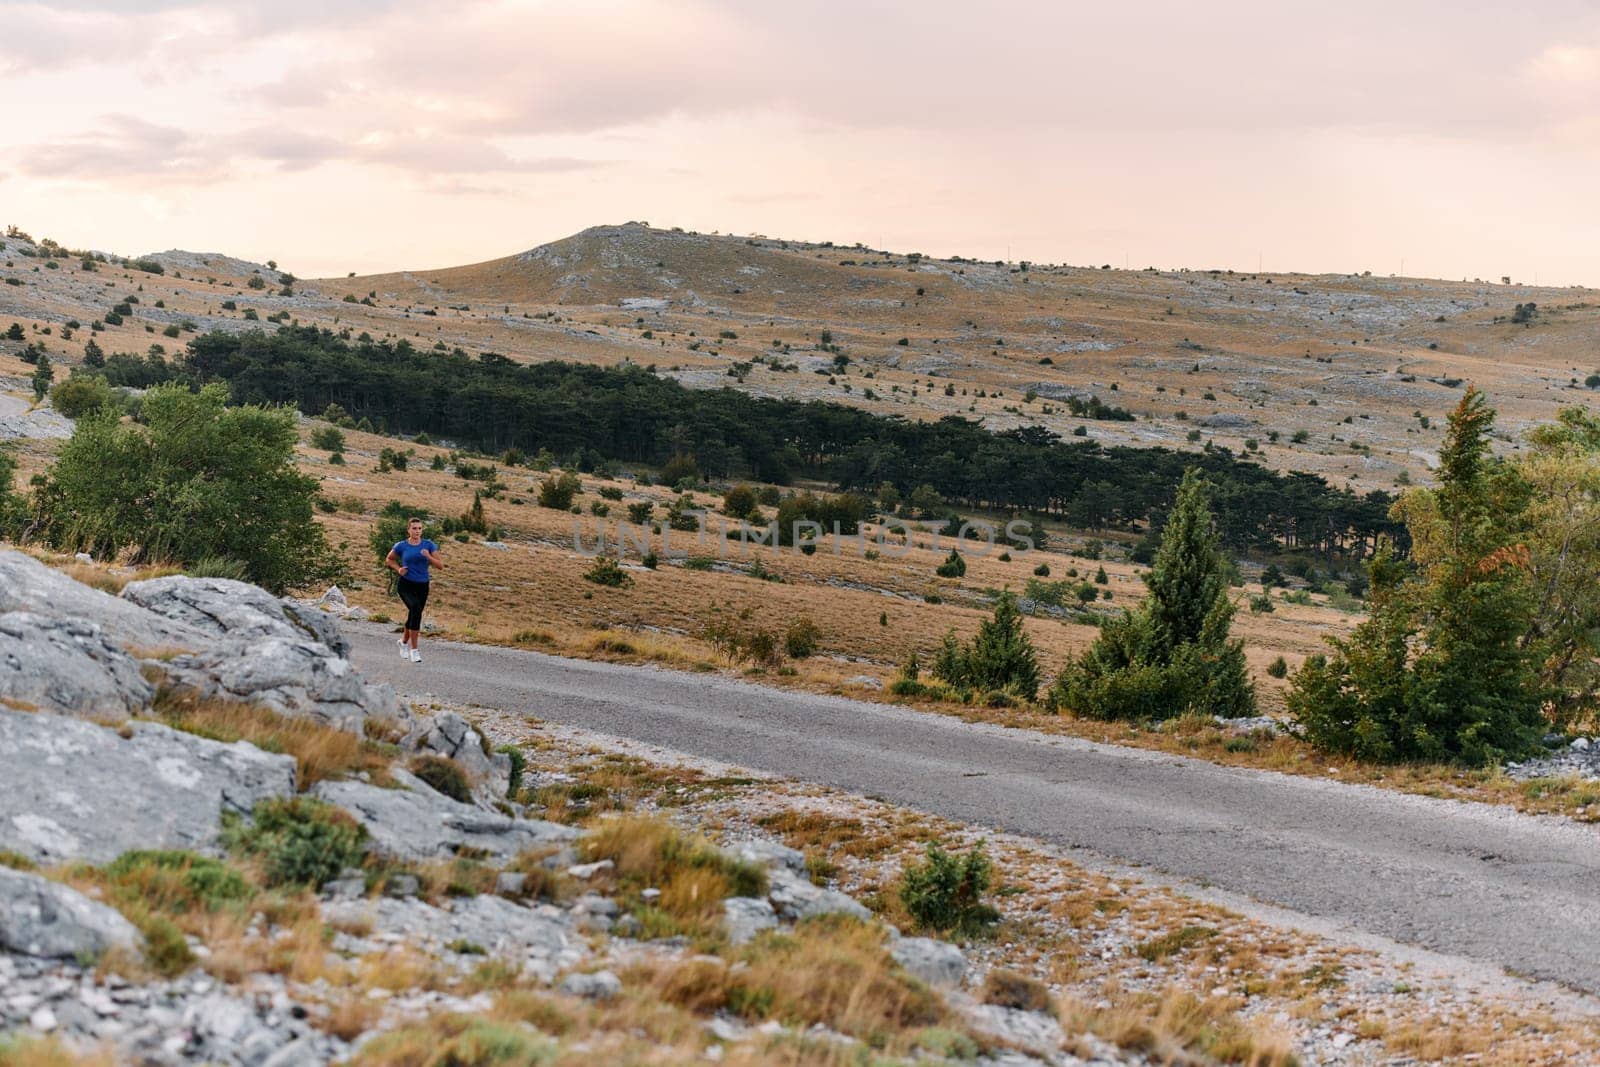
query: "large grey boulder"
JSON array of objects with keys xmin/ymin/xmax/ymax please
[
  {"xmin": 0, "ymin": 612, "xmax": 151, "ymax": 718},
  {"xmin": 0, "ymin": 551, "xmax": 207, "ymax": 649},
  {"xmin": 322, "ymin": 892, "xmax": 582, "ymax": 982},
  {"xmin": 0, "ymin": 707, "xmax": 296, "ymax": 864},
  {"xmin": 313, "ymin": 769, "xmax": 576, "ymax": 863},
  {"xmin": 162, "ymin": 637, "xmax": 407, "ymax": 734},
  {"xmin": 121, "ymin": 576, "xmax": 350, "ymax": 656},
  {"xmin": 890, "ymin": 936, "xmax": 967, "ymax": 988},
  {"xmin": 0, "ymin": 866, "xmax": 142, "ymax": 959}
]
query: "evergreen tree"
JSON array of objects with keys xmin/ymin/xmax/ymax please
[
  {"xmin": 1289, "ymin": 389, "xmax": 1545, "ymax": 764},
  {"xmin": 1050, "ymin": 469, "xmax": 1255, "ymax": 720},
  {"xmin": 31, "ymin": 352, "xmax": 53, "ymax": 402},
  {"xmin": 929, "ymin": 592, "xmax": 1040, "ymax": 700},
  {"xmin": 82, "ymin": 338, "xmax": 105, "ymax": 367}
]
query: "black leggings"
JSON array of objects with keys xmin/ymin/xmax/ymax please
[{"xmin": 397, "ymin": 577, "xmax": 430, "ymax": 632}]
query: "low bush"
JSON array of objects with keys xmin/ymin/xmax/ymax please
[
  {"xmin": 783, "ymin": 616, "xmax": 821, "ymax": 659},
  {"xmin": 223, "ymin": 797, "xmax": 366, "ymax": 889},
  {"xmin": 583, "ymin": 556, "xmax": 633, "ymax": 588},
  {"xmin": 899, "ymin": 841, "xmax": 999, "ymax": 938}
]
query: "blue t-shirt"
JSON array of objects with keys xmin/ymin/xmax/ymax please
[{"xmin": 393, "ymin": 539, "xmax": 437, "ymax": 583}]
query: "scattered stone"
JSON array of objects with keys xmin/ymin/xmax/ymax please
[
  {"xmin": 722, "ymin": 897, "xmax": 778, "ymax": 945},
  {"xmin": 0, "ymin": 868, "xmax": 141, "ymax": 960},
  {"xmin": 0, "ymin": 708, "xmax": 295, "ymax": 864},
  {"xmin": 313, "ymin": 769, "xmax": 575, "ymax": 863},
  {"xmin": 383, "ymin": 874, "xmax": 420, "ymax": 899},
  {"xmin": 559, "ymin": 970, "xmax": 622, "ymax": 1000},
  {"xmin": 0, "ymin": 612, "xmax": 151, "ymax": 718},
  {"xmin": 567, "ymin": 860, "xmax": 614, "ymax": 880},
  {"xmin": 729, "ymin": 838, "xmax": 806, "ymax": 874},
  {"xmin": 889, "ymin": 937, "xmax": 967, "ymax": 988},
  {"xmin": 495, "ymin": 872, "xmax": 528, "ymax": 897},
  {"xmin": 766, "ymin": 867, "xmax": 872, "ymax": 922}
]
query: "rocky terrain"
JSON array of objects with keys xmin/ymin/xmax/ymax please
[{"xmin": 0, "ymin": 548, "xmax": 1155, "ymax": 1065}]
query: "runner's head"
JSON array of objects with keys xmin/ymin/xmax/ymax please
[{"xmin": 408, "ymin": 518, "xmax": 424, "ymax": 538}]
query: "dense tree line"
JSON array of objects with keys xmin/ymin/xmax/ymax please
[{"xmin": 181, "ymin": 327, "xmax": 1399, "ymax": 559}]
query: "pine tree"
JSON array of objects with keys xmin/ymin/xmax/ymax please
[
  {"xmin": 1290, "ymin": 388, "xmax": 1545, "ymax": 764},
  {"xmin": 31, "ymin": 352, "xmax": 52, "ymax": 402},
  {"xmin": 1051, "ymin": 468, "xmax": 1255, "ymax": 720},
  {"xmin": 82, "ymin": 338, "xmax": 105, "ymax": 367},
  {"xmin": 929, "ymin": 592, "xmax": 1040, "ymax": 700}
]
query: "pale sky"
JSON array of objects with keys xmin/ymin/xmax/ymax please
[{"xmin": 4, "ymin": 0, "xmax": 1600, "ymax": 284}]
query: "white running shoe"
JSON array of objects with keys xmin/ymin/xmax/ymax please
[
  {"xmin": 397, "ymin": 638, "xmax": 409, "ymax": 660},
  {"xmin": 410, "ymin": 648, "xmax": 421, "ymax": 663}
]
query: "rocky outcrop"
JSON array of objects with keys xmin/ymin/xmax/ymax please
[
  {"xmin": 312, "ymin": 769, "xmax": 575, "ymax": 863},
  {"xmin": 121, "ymin": 576, "xmax": 350, "ymax": 657},
  {"xmin": 0, "ymin": 552, "xmax": 206, "ymax": 649},
  {"xmin": 162, "ymin": 638, "xmax": 405, "ymax": 734},
  {"xmin": 0, "ymin": 708, "xmax": 296, "ymax": 864},
  {"xmin": 0, "ymin": 867, "xmax": 142, "ymax": 960},
  {"xmin": 0, "ymin": 613, "xmax": 151, "ymax": 718},
  {"xmin": 722, "ymin": 896, "xmax": 778, "ymax": 945},
  {"xmin": 0, "ymin": 552, "xmax": 408, "ymax": 737},
  {"xmin": 406, "ymin": 710, "xmax": 510, "ymax": 798}
]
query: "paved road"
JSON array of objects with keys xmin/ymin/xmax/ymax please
[{"xmin": 348, "ymin": 626, "xmax": 1600, "ymax": 992}]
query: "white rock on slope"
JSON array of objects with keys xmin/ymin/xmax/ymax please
[
  {"xmin": 0, "ymin": 866, "xmax": 142, "ymax": 959},
  {"xmin": 0, "ymin": 612, "xmax": 152, "ymax": 717}
]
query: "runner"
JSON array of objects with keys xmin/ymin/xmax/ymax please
[{"xmin": 384, "ymin": 517, "xmax": 444, "ymax": 662}]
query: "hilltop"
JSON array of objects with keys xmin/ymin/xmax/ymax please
[{"xmin": 5, "ymin": 221, "xmax": 1599, "ymax": 493}]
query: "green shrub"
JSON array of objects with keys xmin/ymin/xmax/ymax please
[
  {"xmin": 223, "ymin": 797, "xmax": 366, "ymax": 889},
  {"xmin": 1050, "ymin": 470, "xmax": 1253, "ymax": 721},
  {"xmin": 930, "ymin": 592, "xmax": 1039, "ymax": 700},
  {"xmin": 1032, "ymin": 562, "xmax": 1050, "ymax": 577},
  {"xmin": 784, "ymin": 616, "xmax": 821, "ymax": 659},
  {"xmin": 105, "ymin": 850, "xmax": 255, "ymax": 912},
  {"xmin": 49, "ymin": 374, "xmax": 118, "ymax": 418},
  {"xmin": 411, "ymin": 755, "xmax": 472, "ymax": 803},
  {"xmin": 33, "ymin": 383, "xmax": 342, "ymax": 593},
  {"xmin": 538, "ymin": 471, "xmax": 581, "ymax": 510},
  {"xmin": 899, "ymin": 841, "xmax": 999, "ymax": 938},
  {"xmin": 309, "ymin": 425, "xmax": 345, "ymax": 452},
  {"xmin": 723, "ymin": 483, "xmax": 759, "ymax": 520},
  {"xmin": 1266, "ymin": 656, "xmax": 1289, "ymax": 679},
  {"xmin": 184, "ymin": 556, "xmax": 250, "ymax": 580},
  {"xmin": 935, "ymin": 549, "xmax": 966, "ymax": 578},
  {"xmin": 583, "ymin": 555, "xmax": 633, "ymax": 588}
]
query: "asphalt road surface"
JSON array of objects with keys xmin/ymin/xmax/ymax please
[{"xmin": 348, "ymin": 625, "xmax": 1600, "ymax": 992}]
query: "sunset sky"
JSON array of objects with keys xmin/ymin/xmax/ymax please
[{"xmin": 4, "ymin": 0, "xmax": 1599, "ymax": 284}]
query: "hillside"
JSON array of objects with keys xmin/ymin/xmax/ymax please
[{"xmin": 5, "ymin": 221, "xmax": 1599, "ymax": 494}]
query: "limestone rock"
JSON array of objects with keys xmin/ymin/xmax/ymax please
[
  {"xmin": 559, "ymin": 970, "xmax": 622, "ymax": 1000},
  {"xmin": 0, "ymin": 551, "xmax": 207, "ymax": 649},
  {"xmin": 121, "ymin": 575, "xmax": 350, "ymax": 656},
  {"xmin": 0, "ymin": 613, "xmax": 151, "ymax": 718},
  {"xmin": 889, "ymin": 937, "xmax": 967, "ymax": 988},
  {"xmin": 313, "ymin": 769, "xmax": 575, "ymax": 863},
  {"xmin": 406, "ymin": 710, "xmax": 510, "ymax": 797},
  {"xmin": 0, "ymin": 866, "xmax": 142, "ymax": 959},
  {"xmin": 162, "ymin": 637, "xmax": 406, "ymax": 734},
  {"xmin": 0, "ymin": 708, "xmax": 296, "ymax": 864},
  {"xmin": 729, "ymin": 838, "xmax": 807, "ymax": 874},
  {"xmin": 722, "ymin": 896, "xmax": 778, "ymax": 945},
  {"xmin": 766, "ymin": 867, "xmax": 872, "ymax": 922}
]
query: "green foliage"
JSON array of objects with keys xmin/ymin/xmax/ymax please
[
  {"xmin": 411, "ymin": 755, "xmax": 472, "ymax": 803},
  {"xmin": 49, "ymin": 373, "xmax": 118, "ymax": 418},
  {"xmin": 935, "ymin": 549, "xmax": 966, "ymax": 578},
  {"xmin": 184, "ymin": 326, "xmax": 1399, "ymax": 559},
  {"xmin": 899, "ymin": 841, "xmax": 1000, "ymax": 938},
  {"xmin": 583, "ymin": 555, "xmax": 633, "ymax": 588},
  {"xmin": 33, "ymin": 384, "xmax": 342, "ymax": 592},
  {"xmin": 929, "ymin": 592, "xmax": 1040, "ymax": 700},
  {"xmin": 1051, "ymin": 469, "xmax": 1255, "ymax": 721},
  {"xmin": 1290, "ymin": 390, "xmax": 1545, "ymax": 764},
  {"xmin": 223, "ymin": 797, "xmax": 366, "ymax": 889},
  {"xmin": 783, "ymin": 616, "xmax": 821, "ymax": 659},
  {"xmin": 105, "ymin": 850, "xmax": 255, "ymax": 913},
  {"xmin": 310, "ymin": 425, "xmax": 346, "ymax": 452},
  {"xmin": 723, "ymin": 483, "xmax": 759, "ymax": 520},
  {"xmin": 0, "ymin": 448, "xmax": 25, "ymax": 536},
  {"xmin": 30, "ymin": 352, "xmax": 52, "ymax": 401},
  {"xmin": 774, "ymin": 491, "xmax": 867, "ymax": 545},
  {"xmin": 537, "ymin": 471, "xmax": 581, "ymax": 510},
  {"xmin": 184, "ymin": 556, "xmax": 250, "ymax": 580},
  {"xmin": 1266, "ymin": 655, "xmax": 1289, "ymax": 679}
]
